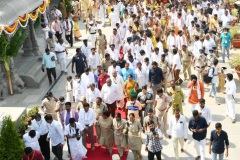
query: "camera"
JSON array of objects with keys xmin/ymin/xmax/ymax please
[{"xmin": 76, "ymin": 129, "xmax": 80, "ymax": 140}]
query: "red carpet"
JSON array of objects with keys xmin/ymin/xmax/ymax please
[{"xmin": 84, "ymin": 109, "xmax": 128, "ymax": 160}]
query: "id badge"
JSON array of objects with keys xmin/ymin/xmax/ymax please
[{"xmin": 224, "ymin": 40, "xmax": 227, "ymax": 44}]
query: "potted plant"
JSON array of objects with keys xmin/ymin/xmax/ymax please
[
  {"xmin": 27, "ymin": 105, "xmax": 39, "ymax": 119},
  {"xmin": 229, "ymin": 25, "xmax": 240, "ymax": 48},
  {"xmin": 230, "ymin": 54, "xmax": 240, "ymax": 80},
  {"xmin": 0, "ymin": 116, "xmax": 24, "ymax": 160}
]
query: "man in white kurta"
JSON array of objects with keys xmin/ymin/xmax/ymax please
[
  {"xmin": 195, "ymin": 98, "xmax": 212, "ymax": 126},
  {"xmin": 110, "ymin": 71, "xmax": 125, "ymax": 109},
  {"xmin": 73, "ymin": 75, "xmax": 87, "ymax": 103},
  {"xmin": 168, "ymin": 108, "xmax": 188, "ymax": 160},
  {"xmin": 23, "ymin": 130, "xmax": 41, "ymax": 151},
  {"xmin": 225, "ymin": 73, "xmax": 237, "ymax": 123},
  {"xmin": 64, "ymin": 118, "xmax": 87, "ymax": 160},
  {"xmin": 66, "ymin": 76, "xmax": 74, "ymax": 102},
  {"xmin": 135, "ymin": 62, "xmax": 148, "ymax": 88}
]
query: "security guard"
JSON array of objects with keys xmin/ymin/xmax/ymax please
[
  {"xmin": 158, "ymin": 54, "xmax": 171, "ymax": 92},
  {"xmin": 193, "ymin": 49, "xmax": 207, "ymax": 81},
  {"xmin": 181, "ymin": 45, "xmax": 193, "ymax": 80}
]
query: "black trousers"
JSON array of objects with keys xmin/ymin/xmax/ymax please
[
  {"xmin": 46, "ymin": 67, "xmax": 56, "ymax": 83},
  {"xmin": 39, "ymin": 133, "xmax": 50, "ymax": 160},
  {"xmin": 55, "ymin": 31, "xmax": 62, "ymax": 42},
  {"xmin": 67, "ymin": 138, "xmax": 71, "ymax": 155},
  {"xmin": 148, "ymin": 150, "xmax": 161, "ymax": 160},
  {"xmin": 106, "ymin": 101, "xmax": 116, "ymax": 117},
  {"xmin": 65, "ymin": 31, "xmax": 73, "ymax": 47},
  {"xmin": 52, "ymin": 143, "xmax": 63, "ymax": 160}
]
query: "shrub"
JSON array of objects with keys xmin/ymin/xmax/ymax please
[
  {"xmin": 230, "ymin": 54, "xmax": 240, "ymax": 67},
  {"xmin": 0, "ymin": 116, "xmax": 24, "ymax": 160}
]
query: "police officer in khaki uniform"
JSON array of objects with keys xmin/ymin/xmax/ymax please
[
  {"xmin": 92, "ymin": 97, "xmax": 108, "ymax": 144},
  {"xmin": 95, "ymin": 29, "xmax": 107, "ymax": 58},
  {"xmin": 181, "ymin": 45, "xmax": 193, "ymax": 80},
  {"xmin": 192, "ymin": 24, "xmax": 205, "ymax": 41},
  {"xmin": 158, "ymin": 54, "xmax": 171, "ymax": 92},
  {"xmin": 193, "ymin": 49, "xmax": 207, "ymax": 81},
  {"xmin": 154, "ymin": 88, "xmax": 171, "ymax": 136},
  {"xmin": 101, "ymin": 53, "xmax": 112, "ymax": 72}
]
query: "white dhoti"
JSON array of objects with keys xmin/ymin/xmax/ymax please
[
  {"xmin": 225, "ymin": 95, "xmax": 236, "ymax": 120},
  {"xmin": 100, "ymin": 13, "xmax": 105, "ymax": 26},
  {"xmin": 69, "ymin": 138, "xmax": 87, "ymax": 160}
]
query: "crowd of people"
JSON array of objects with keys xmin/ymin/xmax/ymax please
[{"xmin": 23, "ymin": 0, "xmax": 239, "ymax": 159}]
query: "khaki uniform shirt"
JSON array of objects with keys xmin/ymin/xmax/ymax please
[
  {"xmin": 113, "ymin": 118, "xmax": 127, "ymax": 147},
  {"xmin": 182, "ymin": 50, "xmax": 192, "ymax": 62},
  {"xmin": 168, "ymin": 86, "xmax": 184, "ymax": 105},
  {"xmin": 143, "ymin": 115, "xmax": 159, "ymax": 131},
  {"xmin": 158, "ymin": 60, "xmax": 169, "ymax": 73},
  {"xmin": 127, "ymin": 119, "xmax": 142, "ymax": 150},
  {"xmin": 193, "ymin": 29, "xmax": 204, "ymax": 39},
  {"xmin": 92, "ymin": 102, "xmax": 108, "ymax": 119},
  {"xmin": 101, "ymin": 58, "xmax": 112, "ymax": 72},
  {"xmin": 195, "ymin": 54, "xmax": 207, "ymax": 69},
  {"xmin": 46, "ymin": 38, "xmax": 55, "ymax": 52},
  {"xmin": 96, "ymin": 34, "xmax": 106, "ymax": 47},
  {"xmin": 155, "ymin": 94, "xmax": 169, "ymax": 111}
]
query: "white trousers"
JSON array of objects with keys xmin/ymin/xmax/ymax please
[
  {"xmin": 100, "ymin": 14, "xmax": 105, "ymax": 26},
  {"xmin": 88, "ymin": 34, "xmax": 96, "ymax": 48},
  {"xmin": 189, "ymin": 103, "xmax": 198, "ymax": 111},
  {"xmin": 172, "ymin": 137, "xmax": 185, "ymax": 160},
  {"xmin": 57, "ymin": 55, "xmax": 67, "ymax": 72},
  {"xmin": 194, "ymin": 139, "xmax": 206, "ymax": 160},
  {"xmin": 226, "ymin": 98, "xmax": 236, "ymax": 119}
]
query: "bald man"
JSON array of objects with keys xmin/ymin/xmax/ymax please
[{"xmin": 100, "ymin": 78, "xmax": 120, "ymax": 117}]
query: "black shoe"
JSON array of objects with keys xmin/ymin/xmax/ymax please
[{"xmin": 49, "ymin": 82, "xmax": 52, "ymax": 85}]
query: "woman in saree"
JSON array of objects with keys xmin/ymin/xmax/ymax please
[
  {"xmin": 124, "ymin": 74, "xmax": 137, "ymax": 102},
  {"xmin": 70, "ymin": 10, "xmax": 82, "ymax": 41}
]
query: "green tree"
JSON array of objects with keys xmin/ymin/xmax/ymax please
[{"xmin": 0, "ymin": 116, "xmax": 24, "ymax": 160}]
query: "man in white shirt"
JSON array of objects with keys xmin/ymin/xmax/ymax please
[
  {"xmin": 127, "ymin": 55, "xmax": 138, "ymax": 71},
  {"xmin": 156, "ymin": 37, "xmax": 163, "ymax": 55},
  {"xmin": 193, "ymin": 36, "xmax": 203, "ymax": 57},
  {"xmin": 109, "ymin": 8, "xmax": 118, "ymax": 29},
  {"xmin": 203, "ymin": 34, "xmax": 216, "ymax": 55},
  {"xmin": 135, "ymin": 62, "xmax": 148, "ymax": 88},
  {"xmin": 86, "ymin": 83, "xmax": 101, "ymax": 105},
  {"xmin": 45, "ymin": 114, "xmax": 65, "ymax": 160},
  {"xmin": 151, "ymin": 47, "xmax": 162, "ymax": 63},
  {"xmin": 168, "ymin": 108, "xmax": 188, "ymax": 160},
  {"xmin": 123, "ymin": 37, "xmax": 134, "ymax": 55},
  {"xmin": 31, "ymin": 114, "xmax": 50, "ymax": 160},
  {"xmin": 79, "ymin": 103, "xmax": 95, "ymax": 150},
  {"xmin": 221, "ymin": 10, "xmax": 232, "ymax": 28},
  {"xmin": 101, "ymin": 78, "xmax": 120, "ymax": 117},
  {"xmin": 81, "ymin": 39, "xmax": 92, "ymax": 61},
  {"xmin": 195, "ymin": 98, "xmax": 212, "ymax": 126},
  {"xmin": 110, "ymin": 71, "xmax": 125, "ymax": 109},
  {"xmin": 167, "ymin": 30, "xmax": 177, "ymax": 53},
  {"xmin": 186, "ymin": 10, "xmax": 196, "ymax": 28},
  {"xmin": 118, "ymin": 17, "xmax": 127, "ymax": 41},
  {"xmin": 51, "ymin": 6, "xmax": 62, "ymax": 20},
  {"xmin": 110, "ymin": 28, "xmax": 122, "ymax": 50},
  {"xmin": 225, "ymin": 73, "xmax": 237, "ymax": 123},
  {"xmin": 55, "ymin": 39, "xmax": 68, "ymax": 74},
  {"xmin": 73, "ymin": 75, "xmax": 87, "ymax": 103},
  {"xmin": 109, "ymin": 44, "xmax": 120, "ymax": 62},
  {"xmin": 108, "ymin": 61, "xmax": 121, "ymax": 75},
  {"xmin": 88, "ymin": 48, "xmax": 101, "ymax": 71},
  {"xmin": 23, "ymin": 130, "xmax": 40, "ymax": 151},
  {"xmin": 172, "ymin": 49, "xmax": 182, "ymax": 85},
  {"xmin": 81, "ymin": 68, "xmax": 95, "ymax": 87},
  {"xmin": 176, "ymin": 31, "xmax": 187, "ymax": 53}
]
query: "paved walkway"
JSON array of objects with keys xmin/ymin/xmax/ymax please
[{"xmin": 0, "ymin": 3, "xmax": 240, "ymax": 159}]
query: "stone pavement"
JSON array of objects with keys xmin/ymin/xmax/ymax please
[{"xmin": 0, "ymin": 6, "xmax": 240, "ymax": 160}]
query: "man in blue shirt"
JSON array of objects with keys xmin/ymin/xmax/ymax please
[
  {"xmin": 188, "ymin": 110, "xmax": 208, "ymax": 160},
  {"xmin": 42, "ymin": 49, "xmax": 57, "ymax": 85},
  {"xmin": 220, "ymin": 28, "xmax": 232, "ymax": 63},
  {"xmin": 120, "ymin": 62, "xmax": 135, "ymax": 81},
  {"xmin": 71, "ymin": 48, "xmax": 88, "ymax": 76},
  {"xmin": 209, "ymin": 123, "xmax": 229, "ymax": 160},
  {"xmin": 149, "ymin": 61, "xmax": 164, "ymax": 100}
]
